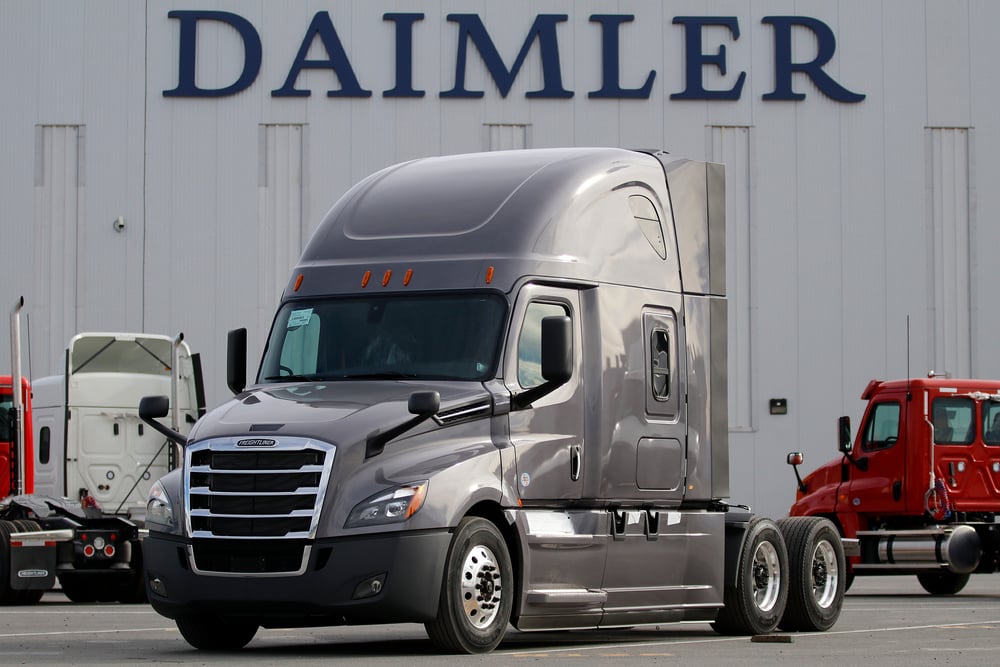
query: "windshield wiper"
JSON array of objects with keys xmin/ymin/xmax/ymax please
[{"xmin": 338, "ymin": 372, "xmax": 420, "ymax": 380}]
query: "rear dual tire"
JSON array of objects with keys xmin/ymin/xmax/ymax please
[
  {"xmin": 712, "ymin": 516, "xmax": 789, "ymax": 635},
  {"xmin": 777, "ymin": 517, "xmax": 846, "ymax": 632}
]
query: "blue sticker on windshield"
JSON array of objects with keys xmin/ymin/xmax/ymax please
[{"xmin": 287, "ymin": 308, "xmax": 314, "ymax": 328}]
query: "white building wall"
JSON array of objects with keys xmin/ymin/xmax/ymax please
[{"xmin": 0, "ymin": 0, "xmax": 996, "ymax": 518}]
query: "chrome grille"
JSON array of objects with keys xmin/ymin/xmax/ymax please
[{"xmin": 184, "ymin": 437, "xmax": 336, "ymax": 543}]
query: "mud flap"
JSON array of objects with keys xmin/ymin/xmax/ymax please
[{"xmin": 8, "ymin": 528, "xmax": 72, "ymax": 591}]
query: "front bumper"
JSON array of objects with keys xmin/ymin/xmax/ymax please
[{"xmin": 142, "ymin": 529, "xmax": 451, "ymax": 627}]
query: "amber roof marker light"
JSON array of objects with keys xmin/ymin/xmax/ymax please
[
  {"xmin": 361, "ymin": 271, "xmax": 372, "ymax": 288},
  {"xmin": 485, "ymin": 266, "xmax": 495, "ymax": 285},
  {"xmin": 293, "ymin": 274, "xmax": 304, "ymax": 292}
]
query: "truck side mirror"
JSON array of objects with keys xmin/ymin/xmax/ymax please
[
  {"xmin": 139, "ymin": 395, "xmax": 169, "ymax": 420},
  {"xmin": 786, "ymin": 452, "xmax": 807, "ymax": 494},
  {"xmin": 408, "ymin": 391, "xmax": 440, "ymax": 416},
  {"xmin": 227, "ymin": 328, "xmax": 248, "ymax": 395},
  {"xmin": 511, "ymin": 315, "xmax": 573, "ymax": 411},
  {"xmin": 541, "ymin": 315, "xmax": 573, "ymax": 384},
  {"xmin": 838, "ymin": 416, "xmax": 852, "ymax": 454}
]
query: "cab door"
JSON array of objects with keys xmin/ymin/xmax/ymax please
[
  {"xmin": 843, "ymin": 398, "xmax": 907, "ymax": 515},
  {"xmin": 505, "ymin": 285, "xmax": 584, "ymax": 501}
]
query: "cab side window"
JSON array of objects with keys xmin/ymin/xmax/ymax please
[
  {"xmin": 984, "ymin": 402, "xmax": 1000, "ymax": 445},
  {"xmin": 517, "ymin": 302, "xmax": 569, "ymax": 388},
  {"xmin": 861, "ymin": 402, "xmax": 900, "ymax": 451},
  {"xmin": 932, "ymin": 397, "xmax": 974, "ymax": 445}
]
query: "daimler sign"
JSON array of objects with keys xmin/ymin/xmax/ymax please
[{"xmin": 163, "ymin": 11, "xmax": 865, "ymax": 103}]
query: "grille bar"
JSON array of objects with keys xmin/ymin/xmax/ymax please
[{"xmin": 189, "ymin": 465, "xmax": 326, "ymax": 474}]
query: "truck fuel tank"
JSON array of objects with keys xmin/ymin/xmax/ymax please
[{"xmin": 856, "ymin": 525, "xmax": 981, "ymax": 574}]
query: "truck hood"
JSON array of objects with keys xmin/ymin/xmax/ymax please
[
  {"xmin": 187, "ymin": 380, "xmax": 495, "ymax": 446},
  {"xmin": 789, "ymin": 456, "xmax": 845, "ymax": 516}
]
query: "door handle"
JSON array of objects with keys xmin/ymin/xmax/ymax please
[{"xmin": 570, "ymin": 444, "xmax": 581, "ymax": 481}]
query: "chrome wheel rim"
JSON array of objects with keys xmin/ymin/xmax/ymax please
[
  {"xmin": 751, "ymin": 541, "xmax": 782, "ymax": 612},
  {"xmin": 460, "ymin": 544, "xmax": 503, "ymax": 628},
  {"xmin": 811, "ymin": 539, "xmax": 839, "ymax": 608}
]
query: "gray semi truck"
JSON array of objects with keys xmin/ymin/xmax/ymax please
[{"xmin": 139, "ymin": 147, "xmax": 847, "ymax": 653}]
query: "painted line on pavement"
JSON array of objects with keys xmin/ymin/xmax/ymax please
[{"xmin": 505, "ymin": 619, "xmax": 1000, "ymax": 656}]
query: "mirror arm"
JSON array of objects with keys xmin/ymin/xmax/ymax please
[
  {"xmin": 365, "ymin": 413, "xmax": 433, "ymax": 459},
  {"xmin": 141, "ymin": 414, "xmax": 187, "ymax": 448},
  {"xmin": 791, "ymin": 463, "xmax": 807, "ymax": 494},
  {"xmin": 511, "ymin": 381, "xmax": 558, "ymax": 411}
]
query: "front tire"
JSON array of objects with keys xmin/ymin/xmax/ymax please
[
  {"xmin": 917, "ymin": 571, "xmax": 970, "ymax": 595},
  {"xmin": 712, "ymin": 516, "xmax": 789, "ymax": 635},
  {"xmin": 176, "ymin": 615, "xmax": 258, "ymax": 651},
  {"xmin": 425, "ymin": 517, "xmax": 513, "ymax": 653},
  {"xmin": 777, "ymin": 517, "xmax": 846, "ymax": 631}
]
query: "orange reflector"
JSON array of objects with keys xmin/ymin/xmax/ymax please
[
  {"xmin": 382, "ymin": 270, "xmax": 392, "ymax": 287},
  {"xmin": 404, "ymin": 484, "xmax": 427, "ymax": 519},
  {"xmin": 293, "ymin": 274, "xmax": 304, "ymax": 292},
  {"xmin": 403, "ymin": 269, "xmax": 413, "ymax": 286},
  {"xmin": 485, "ymin": 266, "xmax": 495, "ymax": 284},
  {"xmin": 361, "ymin": 271, "xmax": 371, "ymax": 287}
]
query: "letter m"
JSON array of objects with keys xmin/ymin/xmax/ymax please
[{"xmin": 442, "ymin": 14, "xmax": 572, "ymax": 98}]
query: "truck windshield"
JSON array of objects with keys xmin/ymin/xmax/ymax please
[
  {"xmin": 259, "ymin": 293, "xmax": 508, "ymax": 383},
  {"xmin": 0, "ymin": 397, "xmax": 11, "ymax": 442},
  {"xmin": 71, "ymin": 336, "xmax": 175, "ymax": 375}
]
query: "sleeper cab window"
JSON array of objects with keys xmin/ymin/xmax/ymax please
[
  {"xmin": 39, "ymin": 426, "xmax": 51, "ymax": 464},
  {"xmin": 629, "ymin": 194, "xmax": 667, "ymax": 259},
  {"xmin": 517, "ymin": 302, "xmax": 569, "ymax": 388},
  {"xmin": 650, "ymin": 329, "xmax": 670, "ymax": 400}
]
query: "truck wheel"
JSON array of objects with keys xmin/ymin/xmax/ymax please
[
  {"xmin": 0, "ymin": 520, "xmax": 19, "ymax": 604},
  {"xmin": 116, "ymin": 545, "xmax": 147, "ymax": 604},
  {"xmin": 712, "ymin": 516, "xmax": 788, "ymax": 635},
  {"xmin": 176, "ymin": 615, "xmax": 258, "ymax": 651},
  {"xmin": 59, "ymin": 577, "xmax": 99, "ymax": 603},
  {"xmin": 425, "ymin": 517, "xmax": 513, "ymax": 653},
  {"xmin": 917, "ymin": 571, "xmax": 970, "ymax": 595},
  {"xmin": 777, "ymin": 517, "xmax": 845, "ymax": 631}
]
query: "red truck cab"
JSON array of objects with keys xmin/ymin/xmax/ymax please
[
  {"xmin": 788, "ymin": 377, "xmax": 1000, "ymax": 593},
  {"xmin": 0, "ymin": 376, "xmax": 34, "ymax": 498}
]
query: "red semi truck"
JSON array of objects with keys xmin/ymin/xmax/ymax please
[
  {"xmin": 788, "ymin": 375, "xmax": 1000, "ymax": 594},
  {"xmin": 0, "ymin": 376, "xmax": 33, "ymax": 499}
]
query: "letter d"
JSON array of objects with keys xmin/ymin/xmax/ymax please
[{"xmin": 163, "ymin": 11, "xmax": 262, "ymax": 97}]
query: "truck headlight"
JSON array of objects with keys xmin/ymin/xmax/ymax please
[
  {"xmin": 146, "ymin": 479, "xmax": 175, "ymax": 529},
  {"xmin": 346, "ymin": 481, "xmax": 428, "ymax": 528}
]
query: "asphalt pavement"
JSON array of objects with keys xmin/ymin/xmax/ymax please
[{"xmin": 0, "ymin": 575, "xmax": 997, "ymax": 665}]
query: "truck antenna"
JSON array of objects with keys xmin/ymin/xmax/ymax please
[{"xmin": 906, "ymin": 315, "xmax": 911, "ymax": 389}]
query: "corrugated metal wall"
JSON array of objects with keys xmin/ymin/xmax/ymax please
[{"xmin": 0, "ymin": 0, "xmax": 995, "ymax": 517}]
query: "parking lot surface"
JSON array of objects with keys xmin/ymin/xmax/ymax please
[{"xmin": 0, "ymin": 575, "xmax": 998, "ymax": 665}]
